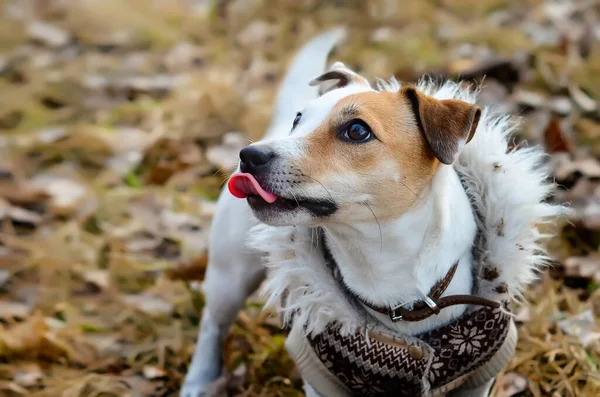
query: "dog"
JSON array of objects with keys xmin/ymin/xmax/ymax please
[{"xmin": 181, "ymin": 28, "xmax": 562, "ymax": 397}]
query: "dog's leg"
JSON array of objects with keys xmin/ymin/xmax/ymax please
[
  {"xmin": 304, "ymin": 384, "xmax": 324, "ymax": 397},
  {"xmin": 449, "ymin": 379, "xmax": 494, "ymax": 397},
  {"xmin": 181, "ymin": 195, "xmax": 264, "ymax": 397},
  {"xmin": 180, "ymin": 257, "xmax": 265, "ymax": 396}
]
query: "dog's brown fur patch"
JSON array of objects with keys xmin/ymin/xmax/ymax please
[
  {"xmin": 483, "ymin": 267, "xmax": 500, "ymax": 281},
  {"xmin": 285, "ymin": 87, "xmax": 481, "ymax": 223},
  {"xmin": 298, "ymin": 90, "xmax": 439, "ymax": 221},
  {"xmin": 402, "ymin": 87, "xmax": 481, "ymax": 165},
  {"xmin": 495, "ymin": 283, "xmax": 508, "ymax": 294}
]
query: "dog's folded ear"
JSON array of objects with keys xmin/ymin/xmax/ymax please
[
  {"xmin": 309, "ymin": 62, "xmax": 370, "ymax": 96},
  {"xmin": 402, "ymin": 87, "xmax": 481, "ymax": 165}
]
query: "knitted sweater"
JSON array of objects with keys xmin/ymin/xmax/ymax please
[{"xmin": 286, "ymin": 307, "xmax": 517, "ymax": 396}]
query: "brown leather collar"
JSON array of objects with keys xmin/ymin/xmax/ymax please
[{"xmin": 320, "ymin": 231, "xmax": 499, "ymax": 322}]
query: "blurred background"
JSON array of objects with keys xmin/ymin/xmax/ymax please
[{"xmin": 0, "ymin": 0, "xmax": 599, "ymax": 396}]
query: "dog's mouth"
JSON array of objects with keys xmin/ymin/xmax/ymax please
[{"xmin": 228, "ymin": 173, "xmax": 337, "ymax": 217}]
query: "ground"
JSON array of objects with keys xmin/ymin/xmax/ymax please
[{"xmin": 0, "ymin": 0, "xmax": 600, "ymax": 396}]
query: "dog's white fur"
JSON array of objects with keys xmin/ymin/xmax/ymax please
[{"xmin": 181, "ymin": 28, "xmax": 563, "ymax": 397}]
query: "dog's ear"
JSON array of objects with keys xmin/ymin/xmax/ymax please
[
  {"xmin": 309, "ymin": 62, "xmax": 370, "ymax": 96},
  {"xmin": 401, "ymin": 87, "xmax": 481, "ymax": 165}
]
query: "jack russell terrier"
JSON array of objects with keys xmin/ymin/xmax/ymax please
[{"xmin": 181, "ymin": 28, "xmax": 563, "ymax": 397}]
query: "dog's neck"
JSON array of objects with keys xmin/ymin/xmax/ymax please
[{"xmin": 321, "ymin": 165, "xmax": 477, "ymax": 335}]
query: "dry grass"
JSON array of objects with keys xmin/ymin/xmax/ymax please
[{"xmin": 0, "ymin": 0, "xmax": 599, "ymax": 396}]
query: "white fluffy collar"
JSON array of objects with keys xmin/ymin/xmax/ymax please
[{"xmin": 246, "ymin": 79, "xmax": 564, "ymax": 337}]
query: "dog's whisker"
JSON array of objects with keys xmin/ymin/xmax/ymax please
[
  {"xmin": 362, "ymin": 201, "xmax": 383, "ymax": 252},
  {"xmin": 309, "ymin": 227, "xmax": 316, "ymax": 264},
  {"xmin": 214, "ymin": 166, "xmax": 239, "ymax": 177},
  {"xmin": 219, "ymin": 175, "xmax": 231, "ymax": 185},
  {"xmin": 290, "ymin": 186, "xmax": 317, "ymax": 262},
  {"xmin": 289, "ymin": 191, "xmax": 301, "ymax": 207},
  {"xmin": 300, "ymin": 174, "xmax": 336, "ymax": 203},
  {"xmin": 397, "ymin": 179, "xmax": 419, "ymax": 199},
  {"xmin": 322, "ymin": 179, "xmax": 383, "ymax": 248}
]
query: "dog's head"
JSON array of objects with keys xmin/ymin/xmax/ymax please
[{"xmin": 229, "ymin": 63, "xmax": 481, "ymax": 226}]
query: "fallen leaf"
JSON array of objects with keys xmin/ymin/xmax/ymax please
[
  {"xmin": 0, "ymin": 301, "xmax": 32, "ymax": 319},
  {"xmin": 0, "ymin": 380, "xmax": 28, "ymax": 395},
  {"xmin": 83, "ymin": 270, "xmax": 110, "ymax": 290},
  {"xmin": 27, "ymin": 21, "xmax": 70, "ymax": 47},
  {"xmin": 553, "ymin": 156, "xmax": 600, "ymax": 181},
  {"xmin": 514, "ymin": 306, "xmax": 532, "ymax": 323},
  {"xmin": 513, "ymin": 88, "xmax": 546, "ymax": 108},
  {"xmin": 13, "ymin": 364, "xmax": 43, "ymax": 387},
  {"xmin": 564, "ymin": 256, "xmax": 600, "ymax": 281},
  {"xmin": 142, "ymin": 365, "xmax": 166, "ymax": 379},
  {"xmin": 164, "ymin": 42, "xmax": 206, "ymax": 72},
  {"xmin": 0, "ymin": 269, "xmax": 9, "ymax": 287},
  {"xmin": 544, "ymin": 118, "xmax": 573, "ymax": 154},
  {"xmin": 547, "ymin": 96, "xmax": 572, "ymax": 116},
  {"xmin": 568, "ymin": 83, "xmax": 597, "ymax": 112},
  {"xmin": 0, "ymin": 198, "xmax": 43, "ymax": 227},
  {"xmin": 493, "ymin": 372, "xmax": 528, "ymax": 397},
  {"xmin": 236, "ymin": 21, "xmax": 277, "ymax": 48},
  {"xmin": 123, "ymin": 293, "xmax": 173, "ymax": 316},
  {"xmin": 30, "ymin": 173, "xmax": 90, "ymax": 216},
  {"xmin": 165, "ymin": 254, "xmax": 208, "ymax": 281},
  {"xmin": 558, "ymin": 310, "xmax": 600, "ymax": 347}
]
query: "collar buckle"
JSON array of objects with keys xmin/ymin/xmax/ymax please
[
  {"xmin": 389, "ymin": 309, "xmax": 403, "ymax": 322},
  {"xmin": 389, "ymin": 297, "xmax": 440, "ymax": 322},
  {"xmin": 389, "ymin": 301, "xmax": 411, "ymax": 322}
]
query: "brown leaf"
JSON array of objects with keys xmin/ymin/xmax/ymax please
[
  {"xmin": 0, "ymin": 313, "xmax": 98, "ymax": 365},
  {"xmin": 544, "ymin": 119, "xmax": 572, "ymax": 154},
  {"xmin": 165, "ymin": 254, "xmax": 208, "ymax": 281},
  {"xmin": 0, "ymin": 198, "xmax": 43, "ymax": 227},
  {"xmin": 0, "ymin": 182, "xmax": 50, "ymax": 207}
]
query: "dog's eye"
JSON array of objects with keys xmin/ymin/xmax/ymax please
[
  {"xmin": 292, "ymin": 112, "xmax": 302, "ymax": 130},
  {"xmin": 340, "ymin": 120, "xmax": 372, "ymax": 143}
]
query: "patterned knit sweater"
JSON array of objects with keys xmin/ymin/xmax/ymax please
[{"xmin": 286, "ymin": 306, "xmax": 517, "ymax": 396}]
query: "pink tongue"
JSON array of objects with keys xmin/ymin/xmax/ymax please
[{"xmin": 228, "ymin": 173, "xmax": 278, "ymax": 203}]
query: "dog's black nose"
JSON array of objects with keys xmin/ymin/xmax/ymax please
[{"xmin": 239, "ymin": 146, "xmax": 275, "ymax": 173}]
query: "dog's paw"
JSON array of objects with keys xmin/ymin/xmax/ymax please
[
  {"xmin": 179, "ymin": 383, "xmax": 207, "ymax": 397},
  {"xmin": 180, "ymin": 376, "xmax": 227, "ymax": 397}
]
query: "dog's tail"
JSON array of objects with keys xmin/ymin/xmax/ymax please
[{"xmin": 264, "ymin": 27, "xmax": 346, "ymax": 138}]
